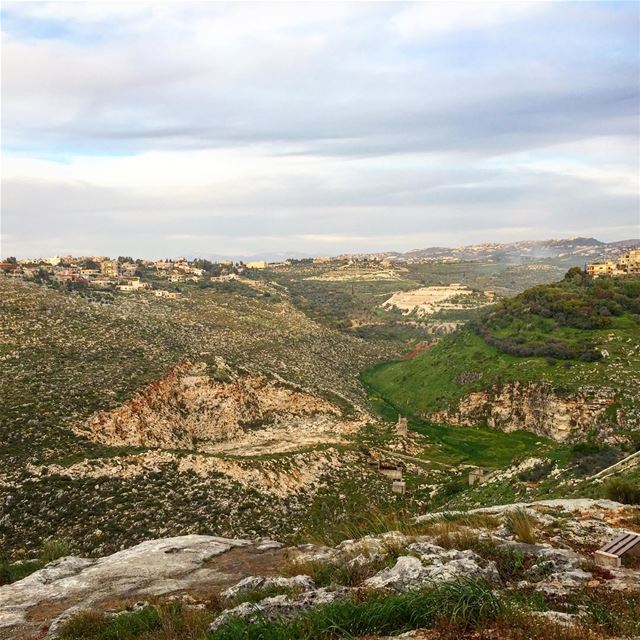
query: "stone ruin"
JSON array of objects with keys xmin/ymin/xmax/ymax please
[
  {"xmin": 468, "ymin": 468, "xmax": 487, "ymax": 486},
  {"xmin": 392, "ymin": 479, "xmax": 406, "ymax": 495}
]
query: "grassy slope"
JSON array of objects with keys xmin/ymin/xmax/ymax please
[
  {"xmin": 363, "ymin": 279, "xmax": 640, "ymax": 435},
  {"xmin": 366, "ymin": 391, "xmax": 565, "ymax": 470}
]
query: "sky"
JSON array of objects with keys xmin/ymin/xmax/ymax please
[{"xmin": 1, "ymin": 1, "xmax": 639, "ymax": 260}]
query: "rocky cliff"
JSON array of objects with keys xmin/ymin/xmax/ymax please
[
  {"xmin": 74, "ymin": 360, "xmax": 347, "ymax": 452},
  {"xmin": 430, "ymin": 382, "xmax": 617, "ymax": 442}
]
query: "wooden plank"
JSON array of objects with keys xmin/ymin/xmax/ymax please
[{"xmin": 600, "ymin": 532, "xmax": 640, "ymax": 557}]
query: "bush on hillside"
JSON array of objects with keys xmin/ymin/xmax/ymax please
[
  {"xmin": 472, "ymin": 275, "xmax": 640, "ymax": 360},
  {"xmin": 571, "ymin": 444, "xmax": 623, "ymax": 476},
  {"xmin": 518, "ymin": 460, "xmax": 553, "ymax": 483},
  {"xmin": 604, "ymin": 478, "xmax": 640, "ymax": 505}
]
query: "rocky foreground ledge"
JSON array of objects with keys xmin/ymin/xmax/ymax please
[{"xmin": 1, "ymin": 499, "xmax": 639, "ymax": 639}]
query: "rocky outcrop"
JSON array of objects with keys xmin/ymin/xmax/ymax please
[
  {"xmin": 74, "ymin": 360, "xmax": 343, "ymax": 451},
  {"xmin": 1, "ymin": 499, "xmax": 638, "ymax": 639},
  {"xmin": 0, "ymin": 535, "xmax": 282, "ymax": 635},
  {"xmin": 364, "ymin": 548, "xmax": 498, "ymax": 591},
  {"xmin": 430, "ymin": 382, "xmax": 616, "ymax": 442}
]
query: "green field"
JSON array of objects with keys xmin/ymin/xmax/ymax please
[{"xmin": 365, "ymin": 380, "xmax": 566, "ymax": 469}]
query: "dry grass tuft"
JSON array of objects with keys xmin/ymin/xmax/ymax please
[{"xmin": 505, "ymin": 508, "xmax": 538, "ymax": 544}]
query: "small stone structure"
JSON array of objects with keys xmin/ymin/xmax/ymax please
[
  {"xmin": 379, "ymin": 465, "xmax": 403, "ymax": 481},
  {"xmin": 468, "ymin": 469, "xmax": 487, "ymax": 486},
  {"xmin": 364, "ymin": 450, "xmax": 405, "ymax": 492},
  {"xmin": 594, "ymin": 531, "xmax": 640, "ymax": 568},
  {"xmin": 396, "ymin": 416, "xmax": 408, "ymax": 437},
  {"xmin": 392, "ymin": 480, "xmax": 406, "ymax": 495}
]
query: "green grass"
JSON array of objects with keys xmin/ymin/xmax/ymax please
[
  {"xmin": 362, "ymin": 278, "xmax": 640, "ymax": 432},
  {"xmin": 39, "ymin": 538, "xmax": 72, "ymax": 563},
  {"xmin": 364, "ymin": 388, "xmax": 564, "ymax": 469},
  {"xmin": 213, "ymin": 579, "xmax": 503, "ymax": 639},
  {"xmin": 52, "ymin": 572, "xmax": 640, "ymax": 640},
  {"xmin": 59, "ymin": 606, "xmax": 164, "ymax": 640},
  {"xmin": 363, "ymin": 329, "xmax": 613, "ymax": 416},
  {"xmin": 409, "ymin": 419, "xmax": 557, "ymax": 468},
  {"xmin": 0, "ymin": 559, "xmax": 43, "ymax": 585},
  {"xmin": 0, "ymin": 537, "xmax": 72, "ymax": 585},
  {"xmin": 59, "ymin": 580, "xmax": 502, "ymax": 640}
]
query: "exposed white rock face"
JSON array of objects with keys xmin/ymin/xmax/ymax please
[
  {"xmin": 364, "ymin": 549, "xmax": 498, "ymax": 591},
  {"xmin": 430, "ymin": 382, "xmax": 616, "ymax": 442},
  {"xmin": 0, "ymin": 536, "xmax": 252, "ymax": 632},
  {"xmin": 381, "ymin": 285, "xmax": 490, "ymax": 318},
  {"xmin": 209, "ymin": 587, "xmax": 350, "ymax": 631},
  {"xmin": 73, "ymin": 361, "xmax": 352, "ymax": 452},
  {"xmin": 221, "ymin": 575, "xmax": 314, "ymax": 599}
]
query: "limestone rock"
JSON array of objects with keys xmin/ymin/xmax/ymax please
[
  {"xmin": 74, "ymin": 361, "xmax": 344, "ymax": 451},
  {"xmin": 365, "ymin": 556, "xmax": 432, "ymax": 591},
  {"xmin": 0, "ymin": 535, "xmax": 252, "ymax": 633},
  {"xmin": 221, "ymin": 574, "xmax": 314, "ymax": 599},
  {"xmin": 364, "ymin": 549, "xmax": 498, "ymax": 592},
  {"xmin": 430, "ymin": 381, "xmax": 616, "ymax": 442},
  {"xmin": 209, "ymin": 587, "xmax": 349, "ymax": 631}
]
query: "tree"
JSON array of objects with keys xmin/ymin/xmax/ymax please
[{"xmin": 78, "ymin": 258, "xmax": 100, "ymax": 270}]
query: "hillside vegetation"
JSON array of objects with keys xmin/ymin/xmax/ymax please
[
  {"xmin": 477, "ymin": 269, "xmax": 640, "ymax": 360},
  {"xmin": 0, "ymin": 278, "xmax": 401, "ymax": 557},
  {"xmin": 2, "ymin": 269, "xmax": 637, "ymax": 566},
  {"xmin": 364, "ymin": 273, "xmax": 640, "ymax": 443}
]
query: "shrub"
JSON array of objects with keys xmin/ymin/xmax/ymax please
[
  {"xmin": 604, "ymin": 478, "xmax": 640, "ymax": 505},
  {"xmin": 504, "ymin": 508, "xmax": 537, "ymax": 544},
  {"xmin": 518, "ymin": 461, "xmax": 553, "ymax": 483},
  {"xmin": 571, "ymin": 444, "xmax": 623, "ymax": 476},
  {"xmin": 40, "ymin": 538, "xmax": 71, "ymax": 564}
]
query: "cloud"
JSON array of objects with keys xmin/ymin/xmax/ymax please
[
  {"xmin": 388, "ymin": 2, "xmax": 545, "ymax": 41},
  {"xmin": 1, "ymin": 2, "xmax": 638, "ymax": 258}
]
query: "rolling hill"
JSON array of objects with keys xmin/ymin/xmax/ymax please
[{"xmin": 363, "ymin": 272, "xmax": 640, "ymax": 444}]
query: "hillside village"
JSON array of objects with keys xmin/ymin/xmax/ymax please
[
  {"xmin": 1, "ymin": 242, "xmax": 637, "ymax": 299},
  {"xmin": 0, "ymin": 254, "xmax": 408, "ymax": 296},
  {"xmin": 1, "ymin": 243, "xmax": 639, "ymax": 640}
]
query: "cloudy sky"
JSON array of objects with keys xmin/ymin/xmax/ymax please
[{"xmin": 1, "ymin": 1, "xmax": 639, "ymax": 259}]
